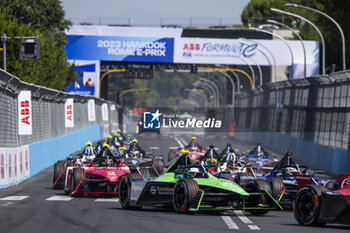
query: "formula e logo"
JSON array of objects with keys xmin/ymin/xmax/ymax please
[
  {"xmin": 149, "ymin": 185, "xmax": 157, "ymax": 195},
  {"xmin": 143, "ymin": 109, "xmax": 161, "ymax": 129},
  {"xmin": 341, "ymin": 177, "xmax": 350, "ymax": 188}
]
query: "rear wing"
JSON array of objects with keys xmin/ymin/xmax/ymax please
[
  {"xmin": 294, "ymin": 174, "xmax": 318, "ymax": 188},
  {"xmin": 339, "ymin": 174, "xmax": 350, "ymax": 189}
]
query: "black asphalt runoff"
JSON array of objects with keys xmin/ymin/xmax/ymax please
[{"xmin": 0, "ymin": 134, "xmax": 349, "ymax": 233}]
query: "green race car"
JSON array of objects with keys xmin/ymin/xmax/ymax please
[{"xmin": 118, "ymin": 155, "xmax": 282, "ymax": 214}]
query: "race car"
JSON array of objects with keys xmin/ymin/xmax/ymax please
[
  {"xmin": 53, "ymin": 143, "xmax": 130, "ymax": 196},
  {"xmin": 63, "ymin": 155, "xmax": 130, "ymax": 196},
  {"xmin": 241, "ymin": 143, "xmax": 279, "ymax": 174},
  {"xmin": 202, "ymin": 146, "xmax": 285, "ymax": 204},
  {"xmin": 118, "ymin": 154, "xmax": 282, "ymax": 214},
  {"xmin": 121, "ymin": 138, "xmax": 164, "ymax": 176},
  {"xmin": 293, "ymin": 174, "xmax": 350, "ymax": 226},
  {"xmin": 263, "ymin": 151, "xmax": 334, "ymax": 207},
  {"xmin": 168, "ymin": 137, "xmax": 207, "ymax": 162}
]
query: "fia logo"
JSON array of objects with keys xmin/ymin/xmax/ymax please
[{"xmin": 143, "ymin": 109, "xmax": 161, "ymax": 129}]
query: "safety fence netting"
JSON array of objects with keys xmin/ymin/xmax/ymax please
[
  {"xmin": 0, "ymin": 69, "xmax": 118, "ymax": 147},
  {"xmin": 234, "ymin": 70, "xmax": 350, "ymax": 150}
]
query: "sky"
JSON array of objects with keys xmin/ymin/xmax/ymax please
[{"xmin": 60, "ymin": 0, "xmax": 251, "ymax": 27}]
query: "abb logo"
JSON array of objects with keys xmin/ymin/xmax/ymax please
[
  {"xmin": 18, "ymin": 91, "xmax": 32, "ymax": 135},
  {"xmin": 66, "ymin": 105, "xmax": 73, "ymax": 121},
  {"xmin": 20, "ymin": 100, "xmax": 30, "ymax": 125},
  {"xmin": 65, "ymin": 99, "xmax": 74, "ymax": 128},
  {"xmin": 183, "ymin": 43, "xmax": 200, "ymax": 51}
]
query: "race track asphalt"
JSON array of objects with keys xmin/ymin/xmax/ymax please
[{"xmin": 0, "ymin": 133, "xmax": 349, "ymax": 233}]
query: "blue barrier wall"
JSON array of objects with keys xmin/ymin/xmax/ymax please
[
  {"xmin": 234, "ymin": 131, "xmax": 350, "ymax": 175},
  {"xmin": 29, "ymin": 125, "xmax": 102, "ymax": 176}
]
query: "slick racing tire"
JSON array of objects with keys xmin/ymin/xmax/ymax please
[
  {"xmin": 167, "ymin": 149, "xmax": 177, "ymax": 163},
  {"xmin": 119, "ymin": 174, "xmax": 133, "ymax": 209},
  {"xmin": 245, "ymin": 179, "xmax": 272, "ymax": 215},
  {"xmin": 53, "ymin": 161, "xmax": 66, "ymax": 190},
  {"xmin": 173, "ymin": 179, "xmax": 199, "ymax": 213},
  {"xmin": 70, "ymin": 167, "xmax": 85, "ymax": 197},
  {"xmin": 293, "ymin": 184, "xmax": 326, "ymax": 226},
  {"xmin": 152, "ymin": 158, "xmax": 164, "ymax": 176},
  {"xmin": 267, "ymin": 177, "xmax": 284, "ymax": 200}
]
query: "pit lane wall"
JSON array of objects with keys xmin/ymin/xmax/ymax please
[{"xmin": 0, "ymin": 125, "xmax": 103, "ymax": 189}]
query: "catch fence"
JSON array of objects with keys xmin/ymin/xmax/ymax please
[
  {"xmin": 235, "ymin": 70, "xmax": 350, "ymax": 151},
  {"xmin": 0, "ymin": 69, "xmax": 118, "ymax": 148}
]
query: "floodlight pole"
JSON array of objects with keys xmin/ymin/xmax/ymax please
[{"xmin": 1, "ymin": 34, "xmax": 6, "ymax": 71}]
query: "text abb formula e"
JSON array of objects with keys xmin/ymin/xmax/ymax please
[
  {"xmin": 293, "ymin": 174, "xmax": 350, "ymax": 226},
  {"xmin": 118, "ymin": 154, "xmax": 282, "ymax": 214}
]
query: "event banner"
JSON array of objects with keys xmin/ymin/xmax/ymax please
[
  {"xmin": 65, "ymin": 98, "xmax": 74, "ymax": 128},
  {"xmin": 18, "ymin": 91, "xmax": 32, "ymax": 135},
  {"xmin": 65, "ymin": 35, "xmax": 174, "ymax": 63},
  {"xmin": 173, "ymin": 38, "xmax": 320, "ymax": 77}
]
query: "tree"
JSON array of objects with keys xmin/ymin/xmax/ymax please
[
  {"xmin": 0, "ymin": 0, "xmax": 71, "ymax": 46},
  {"xmin": 0, "ymin": 10, "xmax": 74, "ymax": 90},
  {"xmin": 241, "ymin": 0, "xmax": 350, "ymax": 71}
]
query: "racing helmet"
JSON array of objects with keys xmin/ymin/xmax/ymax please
[
  {"xmin": 86, "ymin": 141, "xmax": 92, "ymax": 146},
  {"xmin": 118, "ymin": 129, "xmax": 121, "ymax": 132},
  {"xmin": 103, "ymin": 143, "xmax": 109, "ymax": 149},
  {"xmin": 192, "ymin": 136, "xmax": 196, "ymax": 140},
  {"xmin": 114, "ymin": 133, "xmax": 118, "ymax": 136},
  {"xmin": 181, "ymin": 148, "xmax": 190, "ymax": 155},
  {"xmin": 108, "ymin": 135, "xmax": 113, "ymax": 139},
  {"xmin": 283, "ymin": 167, "xmax": 298, "ymax": 176},
  {"xmin": 132, "ymin": 138, "xmax": 138, "ymax": 143},
  {"xmin": 118, "ymin": 137, "xmax": 123, "ymax": 140}
]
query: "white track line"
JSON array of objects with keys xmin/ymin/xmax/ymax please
[
  {"xmin": 248, "ymin": 225, "xmax": 261, "ymax": 230},
  {"xmin": 95, "ymin": 198, "xmax": 119, "ymax": 202},
  {"xmin": 168, "ymin": 146, "xmax": 179, "ymax": 150},
  {"xmin": 179, "ymin": 138, "xmax": 187, "ymax": 146},
  {"xmin": 0, "ymin": 196, "xmax": 29, "ymax": 201},
  {"xmin": 174, "ymin": 137, "xmax": 184, "ymax": 148},
  {"xmin": 46, "ymin": 196, "xmax": 73, "ymax": 201},
  {"xmin": 234, "ymin": 210, "xmax": 260, "ymax": 231},
  {"xmin": 221, "ymin": 216, "xmax": 239, "ymax": 230},
  {"xmin": 149, "ymin": 146, "xmax": 160, "ymax": 150}
]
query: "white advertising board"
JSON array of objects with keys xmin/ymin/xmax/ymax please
[
  {"xmin": 101, "ymin": 103, "xmax": 109, "ymax": 121},
  {"xmin": 88, "ymin": 99, "xmax": 96, "ymax": 122},
  {"xmin": 65, "ymin": 98, "xmax": 74, "ymax": 128},
  {"xmin": 18, "ymin": 91, "xmax": 32, "ymax": 135}
]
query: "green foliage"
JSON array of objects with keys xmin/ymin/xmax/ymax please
[
  {"xmin": 0, "ymin": 10, "xmax": 74, "ymax": 90},
  {"xmin": 0, "ymin": 0, "xmax": 71, "ymax": 46},
  {"xmin": 241, "ymin": 0, "xmax": 350, "ymax": 71}
]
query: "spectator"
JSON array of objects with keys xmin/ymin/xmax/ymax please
[
  {"xmin": 291, "ymin": 20, "xmax": 297, "ymax": 29},
  {"xmin": 85, "ymin": 78, "xmax": 93, "ymax": 86},
  {"xmin": 247, "ymin": 19, "xmax": 252, "ymax": 28}
]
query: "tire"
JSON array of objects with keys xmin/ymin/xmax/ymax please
[
  {"xmin": 119, "ymin": 174, "xmax": 132, "ymax": 209},
  {"xmin": 167, "ymin": 149, "xmax": 176, "ymax": 163},
  {"xmin": 293, "ymin": 185, "xmax": 325, "ymax": 226},
  {"xmin": 152, "ymin": 158, "xmax": 164, "ymax": 176},
  {"xmin": 267, "ymin": 177, "xmax": 284, "ymax": 200},
  {"xmin": 173, "ymin": 179, "xmax": 199, "ymax": 213},
  {"xmin": 70, "ymin": 167, "xmax": 85, "ymax": 197},
  {"xmin": 53, "ymin": 161, "xmax": 66, "ymax": 190},
  {"xmin": 245, "ymin": 179, "xmax": 272, "ymax": 215}
]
